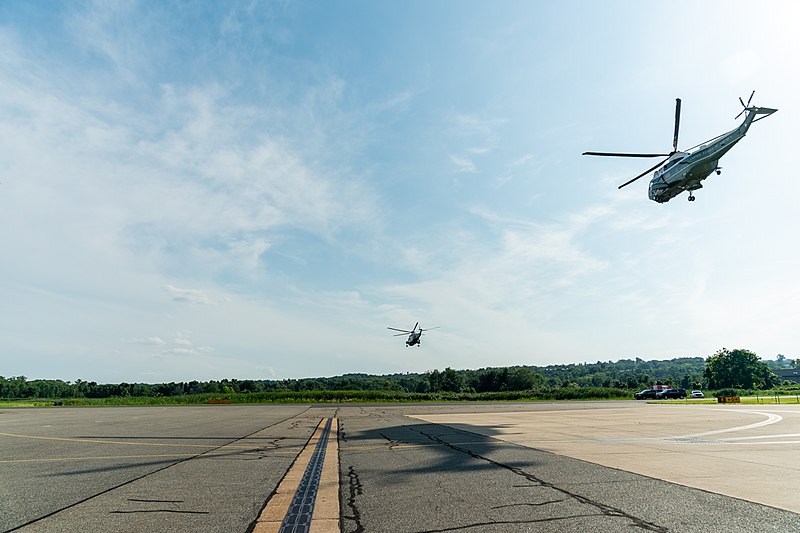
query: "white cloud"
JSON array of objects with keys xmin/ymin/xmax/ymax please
[
  {"xmin": 449, "ymin": 154, "xmax": 477, "ymax": 173},
  {"xmin": 165, "ymin": 286, "xmax": 213, "ymax": 305},
  {"xmin": 161, "ymin": 347, "xmax": 194, "ymax": 356},
  {"xmin": 172, "ymin": 333, "xmax": 193, "ymax": 346},
  {"xmin": 509, "ymin": 154, "xmax": 535, "ymax": 168},
  {"xmin": 121, "ymin": 337, "xmax": 166, "ymax": 346},
  {"xmin": 65, "ymin": 0, "xmax": 155, "ymax": 85}
]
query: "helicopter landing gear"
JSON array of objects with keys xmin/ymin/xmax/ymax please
[
  {"xmin": 688, "ymin": 193, "xmax": 696, "ymax": 202},
  {"xmin": 716, "ymin": 169, "xmax": 721, "ymax": 175}
]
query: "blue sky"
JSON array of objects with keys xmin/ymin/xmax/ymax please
[{"xmin": 1, "ymin": 1, "xmax": 798, "ymax": 382}]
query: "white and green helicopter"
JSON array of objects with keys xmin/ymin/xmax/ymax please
[
  {"xmin": 583, "ymin": 92, "xmax": 777, "ymax": 203},
  {"xmin": 387, "ymin": 322, "xmax": 439, "ymax": 347}
]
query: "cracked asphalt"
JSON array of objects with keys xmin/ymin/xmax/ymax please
[
  {"xmin": 339, "ymin": 403, "xmax": 800, "ymax": 532},
  {"xmin": 0, "ymin": 405, "xmax": 319, "ymax": 532},
  {"xmin": 2, "ymin": 402, "xmax": 800, "ymax": 532}
]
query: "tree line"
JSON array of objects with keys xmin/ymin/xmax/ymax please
[{"xmin": 1, "ymin": 349, "xmax": 795, "ymax": 400}]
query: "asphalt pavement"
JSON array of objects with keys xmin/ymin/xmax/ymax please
[{"xmin": 2, "ymin": 402, "xmax": 799, "ymax": 532}]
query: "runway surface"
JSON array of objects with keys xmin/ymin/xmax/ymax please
[
  {"xmin": 2, "ymin": 401, "xmax": 799, "ymax": 532},
  {"xmin": 413, "ymin": 402, "xmax": 800, "ymax": 513}
]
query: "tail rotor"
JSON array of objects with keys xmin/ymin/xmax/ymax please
[{"xmin": 735, "ymin": 90, "xmax": 755, "ymax": 119}]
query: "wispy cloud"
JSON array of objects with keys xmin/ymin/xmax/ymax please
[
  {"xmin": 509, "ymin": 154, "xmax": 534, "ymax": 168},
  {"xmin": 172, "ymin": 332, "xmax": 193, "ymax": 346},
  {"xmin": 121, "ymin": 337, "xmax": 166, "ymax": 346},
  {"xmin": 444, "ymin": 113, "xmax": 507, "ymax": 176},
  {"xmin": 164, "ymin": 286, "xmax": 213, "ymax": 305},
  {"xmin": 387, "ymin": 203, "xmax": 610, "ymax": 325},
  {"xmin": 449, "ymin": 154, "xmax": 477, "ymax": 173}
]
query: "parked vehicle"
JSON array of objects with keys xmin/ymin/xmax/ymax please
[
  {"xmin": 656, "ymin": 388, "xmax": 687, "ymax": 399},
  {"xmin": 634, "ymin": 388, "xmax": 660, "ymax": 400},
  {"xmin": 691, "ymin": 390, "xmax": 704, "ymax": 398}
]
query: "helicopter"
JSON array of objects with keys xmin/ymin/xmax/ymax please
[
  {"xmin": 387, "ymin": 322, "xmax": 439, "ymax": 347},
  {"xmin": 583, "ymin": 92, "xmax": 777, "ymax": 203}
]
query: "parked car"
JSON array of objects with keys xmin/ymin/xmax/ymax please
[
  {"xmin": 634, "ymin": 388, "xmax": 660, "ymax": 400},
  {"xmin": 691, "ymin": 390, "xmax": 704, "ymax": 398},
  {"xmin": 656, "ymin": 388, "xmax": 687, "ymax": 399}
]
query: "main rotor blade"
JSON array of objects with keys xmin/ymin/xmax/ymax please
[
  {"xmin": 413, "ymin": 322, "xmax": 419, "ymax": 332},
  {"xmin": 387, "ymin": 327, "xmax": 412, "ymax": 333},
  {"xmin": 617, "ymin": 157, "xmax": 669, "ymax": 189},
  {"xmin": 673, "ymin": 98, "xmax": 681, "ymax": 152},
  {"xmin": 393, "ymin": 333, "xmax": 408, "ymax": 337},
  {"xmin": 420, "ymin": 326, "xmax": 440, "ymax": 331},
  {"xmin": 746, "ymin": 90, "xmax": 755, "ymax": 107},
  {"xmin": 583, "ymin": 151, "xmax": 670, "ymax": 158}
]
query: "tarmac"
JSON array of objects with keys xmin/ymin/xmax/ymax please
[
  {"xmin": 1, "ymin": 401, "xmax": 799, "ymax": 532},
  {"xmin": 412, "ymin": 402, "xmax": 800, "ymax": 513}
]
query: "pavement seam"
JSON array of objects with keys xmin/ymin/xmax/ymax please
[
  {"xmin": 252, "ymin": 418, "xmax": 326, "ymax": 533},
  {"xmin": 252, "ymin": 417, "xmax": 340, "ymax": 533}
]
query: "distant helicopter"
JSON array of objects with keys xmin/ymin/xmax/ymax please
[
  {"xmin": 387, "ymin": 322, "xmax": 439, "ymax": 347},
  {"xmin": 583, "ymin": 92, "xmax": 777, "ymax": 202}
]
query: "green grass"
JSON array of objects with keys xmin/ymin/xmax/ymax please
[
  {"xmin": 0, "ymin": 387, "xmax": 632, "ymax": 407},
  {"xmin": 730, "ymin": 395, "xmax": 800, "ymax": 405},
  {"xmin": 649, "ymin": 395, "xmax": 800, "ymax": 405},
  {"xmin": 4, "ymin": 389, "xmax": 798, "ymax": 408},
  {"xmin": 0, "ymin": 400, "xmax": 60, "ymax": 407}
]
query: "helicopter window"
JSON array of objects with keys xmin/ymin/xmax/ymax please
[{"xmin": 663, "ymin": 154, "xmax": 687, "ymax": 172}]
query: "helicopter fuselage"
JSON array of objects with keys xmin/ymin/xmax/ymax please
[
  {"xmin": 388, "ymin": 322, "xmax": 438, "ymax": 346},
  {"xmin": 648, "ymin": 134, "xmax": 742, "ymax": 203},
  {"xmin": 584, "ymin": 95, "xmax": 776, "ymax": 203},
  {"xmin": 648, "ymin": 106, "xmax": 773, "ymax": 203},
  {"xmin": 405, "ymin": 332, "xmax": 422, "ymax": 346}
]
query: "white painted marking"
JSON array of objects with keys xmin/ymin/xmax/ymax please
[
  {"xmin": 719, "ymin": 433, "xmax": 800, "ymax": 441},
  {"xmin": 671, "ymin": 411, "xmax": 782, "ymax": 440},
  {"xmin": 725, "ymin": 440, "xmax": 800, "ymax": 445}
]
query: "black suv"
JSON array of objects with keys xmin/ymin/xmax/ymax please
[
  {"xmin": 656, "ymin": 388, "xmax": 686, "ymax": 399},
  {"xmin": 634, "ymin": 389, "xmax": 660, "ymax": 400}
]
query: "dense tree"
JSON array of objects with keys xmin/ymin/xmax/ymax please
[
  {"xmin": 439, "ymin": 367, "xmax": 465, "ymax": 392},
  {"xmin": 703, "ymin": 348, "xmax": 780, "ymax": 389},
  {"xmin": 469, "ymin": 367, "xmax": 546, "ymax": 392},
  {"xmin": 426, "ymin": 369, "xmax": 443, "ymax": 392},
  {"xmin": 2, "ymin": 352, "xmax": 791, "ymax": 400}
]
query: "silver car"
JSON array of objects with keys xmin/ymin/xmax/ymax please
[{"xmin": 690, "ymin": 390, "xmax": 704, "ymax": 398}]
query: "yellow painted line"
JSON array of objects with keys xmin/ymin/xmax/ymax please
[
  {"xmin": 0, "ymin": 453, "xmax": 200, "ymax": 464},
  {"xmin": 0, "ymin": 431, "xmax": 304, "ymax": 450},
  {"xmin": 0, "ymin": 447, "xmax": 303, "ymax": 464},
  {"xmin": 253, "ymin": 418, "xmax": 340, "ymax": 533}
]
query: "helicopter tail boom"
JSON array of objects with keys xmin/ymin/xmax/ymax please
[{"xmin": 749, "ymin": 107, "xmax": 778, "ymax": 122}]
